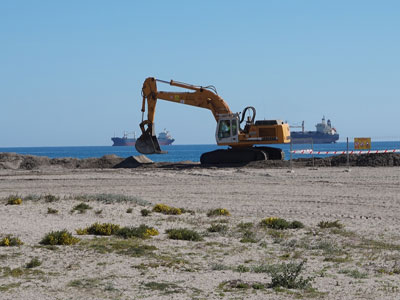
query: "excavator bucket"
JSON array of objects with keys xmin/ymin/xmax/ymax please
[{"xmin": 135, "ymin": 131, "xmax": 166, "ymax": 154}]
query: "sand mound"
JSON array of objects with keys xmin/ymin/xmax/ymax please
[
  {"xmin": 0, "ymin": 153, "xmax": 50, "ymax": 170},
  {"xmin": 114, "ymin": 155, "xmax": 153, "ymax": 168}
]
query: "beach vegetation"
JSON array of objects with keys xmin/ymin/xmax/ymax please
[
  {"xmin": 126, "ymin": 208, "xmax": 133, "ymax": 213},
  {"xmin": 40, "ymin": 230, "xmax": 80, "ymax": 245},
  {"xmin": 166, "ymin": 228, "xmax": 203, "ymax": 241},
  {"xmin": 0, "ymin": 235, "xmax": 23, "ymax": 247},
  {"xmin": 207, "ymin": 208, "xmax": 230, "ymax": 217},
  {"xmin": 141, "ymin": 208, "xmax": 150, "ymax": 216},
  {"xmin": 237, "ymin": 222, "xmax": 254, "ymax": 231},
  {"xmin": 268, "ymin": 261, "xmax": 313, "ymax": 289},
  {"xmin": 260, "ymin": 217, "xmax": 304, "ymax": 230},
  {"xmin": 0, "ymin": 282, "xmax": 22, "ymax": 292},
  {"xmin": 153, "ymin": 204, "xmax": 182, "ymax": 215},
  {"xmin": 25, "ymin": 257, "xmax": 42, "ymax": 269},
  {"xmin": 207, "ymin": 223, "xmax": 228, "ymax": 233},
  {"xmin": 47, "ymin": 207, "xmax": 58, "ymax": 214},
  {"xmin": 71, "ymin": 202, "xmax": 92, "ymax": 213},
  {"xmin": 76, "ymin": 222, "xmax": 120, "ymax": 236},
  {"xmin": 318, "ymin": 220, "xmax": 343, "ymax": 229},
  {"xmin": 240, "ymin": 230, "xmax": 258, "ymax": 243},
  {"xmin": 6, "ymin": 195, "xmax": 22, "ymax": 205},
  {"xmin": 143, "ymin": 281, "xmax": 183, "ymax": 294},
  {"xmin": 44, "ymin": 194, "xmax": 60, "ymax": 202},
  {"xmin": 115, "ymin": 225, "xmax": 159, "ymax": 239}
]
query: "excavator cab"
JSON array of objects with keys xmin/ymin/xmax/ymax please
[{"xmin": 216, "ymin": 114, "xmax": 239, "ymax": 144}]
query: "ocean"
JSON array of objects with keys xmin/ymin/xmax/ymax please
[{"xmin": 1, "ymin": 141, "xmax": 399, "ymax": 162}]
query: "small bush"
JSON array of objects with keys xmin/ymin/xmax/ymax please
[
  {"xmin": 207, "ymin": 223, "xmax": 228, "ymax": 233},
  {"xmin": 116, "ymin": 225, "xmax": 159, "ymax": 239},
  {"xmin": 318, "ymin": 220, "xmax": 343, "ymax": 229},
  {"xmin": 240, "ymin": 230, "xmax": 258, "ymax": 243},
  {"xmin": 126, "ymin": 208, "xmax": 133, "ymax": 213},
  {"xmin": 40, "ymin": 230, "xmax": 80, "ymax": 245},
  {"xmin": 153, "ymin": 204, "xmax": 181, "ymax": 215},
  {"xmin": 237, "ymin": 222, "xmax": 254, "ymax": 231},
  {"xmin": 25, "ymin": 258, "xmax": 41, "ymax": 269},
  {"xmin": 141, "ymin": 209, "xmax": 150, "ymax": 216},
  {"xmin": 6, "ymin": 195, "xmax": 22, "ymax": 205},
  {"xmin": 76, "ymin": 222, "xmax": 120, "ymax": 236},
  {"xmin": 290, "ymin": 220, "xmax": 305, "ymax": 229},
  {"xmin": 179, "ymin": 208, "xmax": 195, "ymax": 215},
  {"xmin": 260, "ymin": 217, "xmax": 304, "ymax": 230},
  {"xmin": 269, "ymin": 261, "xmax": 312, "ymax": 289},
  {"xmin": 94, "ymin": 209, "xmax": 103, "ymax": 215},
  {"xmin": 47, "ymin": 207, "xmax": 59, "ymax": 214},
  {"xmin": 0, "ymin": 235, "xmax": 23, "ymax": 247},
  {"xmin": 236, "ymin": 264, "xmax": 250, "ymax": 273},
  {"xmin": 71, "ymin": 202, "xmax": 92, "ymax": 213},
  {"xmin": 207, "ymin": 208, "xmax": 230, "ymax": 217},
  {"xmin": 166, "ymin": 228, "xmax": 203, "ymax": 241},
  {"xmin": 44, "ymin": 194, "xmax": 59, "ymax": 203}
]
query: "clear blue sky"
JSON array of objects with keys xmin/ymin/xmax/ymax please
[{"xmin": 1, "ymin": 0, "xmax": 399, "ymax": 147}]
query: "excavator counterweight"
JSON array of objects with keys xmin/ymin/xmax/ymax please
[{"xmin": 135, "ymin": 77, "xmax": 291, "ymax": 164}]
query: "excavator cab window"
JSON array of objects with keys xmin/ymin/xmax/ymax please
[{"xmin": 218, "ymin": 120, "xmax": 231, "ymax": 139}]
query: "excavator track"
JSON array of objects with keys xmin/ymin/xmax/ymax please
[{"xmin": 200, "ymin": 146, "xmax": 284, "ymax": 165}]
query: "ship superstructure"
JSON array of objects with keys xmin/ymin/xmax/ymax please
[{"xmin": 290, "ymin": 116, "xmax": 339, "ymax": 144}]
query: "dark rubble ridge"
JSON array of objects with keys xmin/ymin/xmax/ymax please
[{"xmin": 1, "ymin": 152, "xmax": 400, "ymax": 171}]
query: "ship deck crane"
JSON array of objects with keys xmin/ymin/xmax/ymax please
[{"xmin": 135, "ymin": 77, "xmax": 291, "ymax": 164}]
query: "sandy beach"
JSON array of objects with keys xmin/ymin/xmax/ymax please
[{"xmin": 1, "ymin": 164, "xmax": 400, "ymax": 299}]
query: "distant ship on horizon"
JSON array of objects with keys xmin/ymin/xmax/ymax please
[
  {"xmin": 290, "ymin": 116, "xmax": 339, "ymax": 144},
  {"xmin": 111, "ymin": 129, "xmax": 175, "ymax": 146}
]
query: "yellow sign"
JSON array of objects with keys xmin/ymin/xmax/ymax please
[{"xmin": 354, "ymin": 137, "xmax": 371, "ymax": 150}]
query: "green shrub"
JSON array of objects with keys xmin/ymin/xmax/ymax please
[
  {"xmin": 260, "ymin": 217, "xmax": 304, "ymax": 230},
  {"xmin": 268, "ymin": 261, "xmax": 312, "ymax": 289},
  {"xmin": 179, "ymin": 208, "xmax": 195, "ymax": 215},
  {"xmin": 94, "ymin": 209, "xmax": 102, "ymax": 215},
  {"xmin": 116, "ymin": 225, "xmax": 159, "ymax": 239},
  {"xmin": 317, "ymin": 220, "xmax": 343, "ymax": 229},
  {"xmin": 240, "ymin": 230, "xmax": 258, "ymax": 243},
  {"xmin": 40, "ymin": 230, "xmax": 80, "ymax": 245},
  {"xmin": 166, "ymin": 228, "xmax": 203, "ymax": 241},
  {"xmin": 126, "ymin": 208, "xmax": 133, "ymax": 213},
  {"xmin": 76, "ymin": 223, "xmax": 120, "ymax": 236},
  {"xmin": 6, "ymin": 195, "xmax": 22, "ymax": 205},
  {"xmin": 0, "ymin": 235, "xmax": 23, "ymax": 247},
  {"xmin": 141, "ymin": 209, "xmax": 150, "ymax": 216},
  {"xmin": 25, "ymin": 258, "xmax": 41, "ymax": 269},
  {"xmin": 153, "ymin": 204, "xmax": 181, "ymax": 215},
  {"xmin": 290, "ymin": 220, "xmax": 305, "ymax": 229},
  {"xmin": 237, "ymin": 222, "xmax": 254, "ymax": 231},
  {"xmin": 207, "ymin": 208, "xmax": 230, "ymax": 217},
  {"xmin": 71, "ymin": 202, "xmax": 92, "ymax": 213},
  {"xmin": 47, "ymin": 207, "xmax": 58, "ymax": 214},
  {"xmin": 207, "ymin": 223, "xmax": 228, "ymax": 233},
  {"xmin": 44, "ymin": 194, "xmax": 59, "ymax": 203}
]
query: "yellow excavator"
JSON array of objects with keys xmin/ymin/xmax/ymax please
[{"xmin": 135, "ymin": 77, "xmax": 291, "ymax": 164}]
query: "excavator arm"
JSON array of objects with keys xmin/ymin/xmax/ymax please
[{"xmin": 137, "ymin": 77, "xmax": 232, "ymax": 154}]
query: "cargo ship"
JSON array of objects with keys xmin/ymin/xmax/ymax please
[
  {"xmin": 111, "ymin": 129, "xmax": 175, "ymax": 146},
  {"xmin": 290, "ymin": 116, "xmax": 339, "ymax": 144}
]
